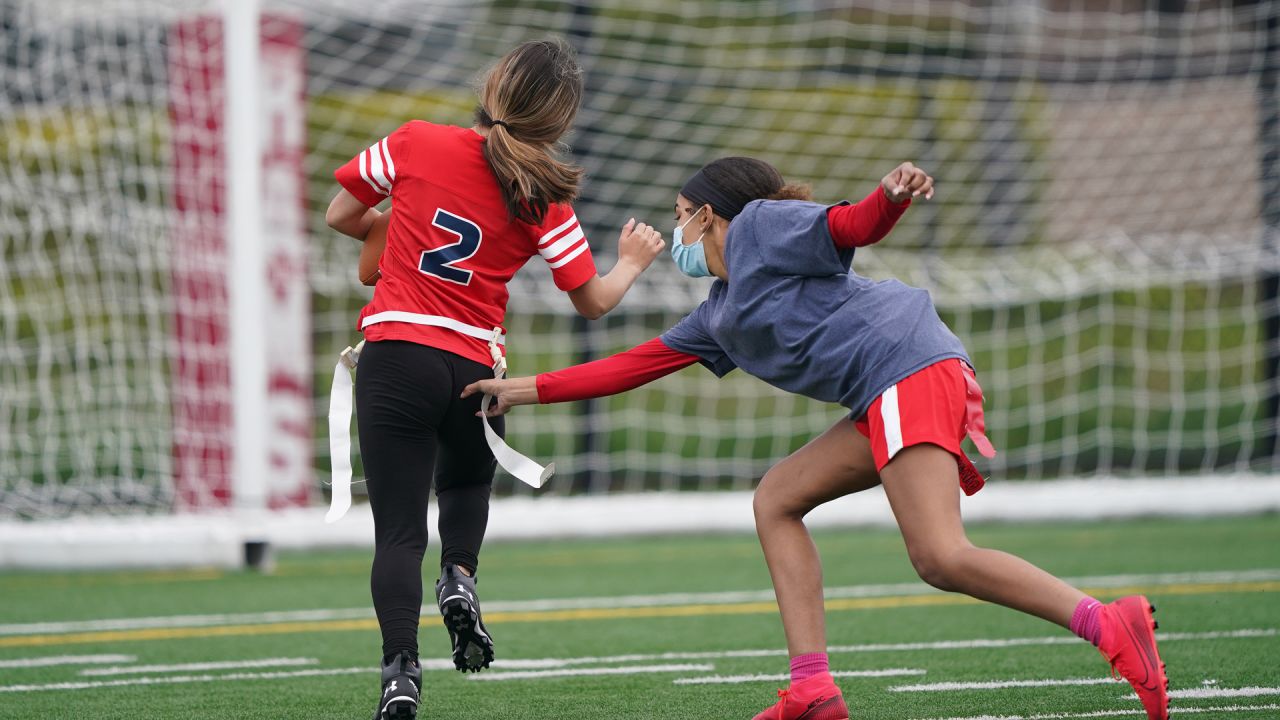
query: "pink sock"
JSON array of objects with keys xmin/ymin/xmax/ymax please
[
  {"xmin": 790, "ymin": 652, "xmax": 829, "ymax": 683},
  {"xmin": 1069, "ymin": 597, "xmax": 1104, "ymax": 647}
]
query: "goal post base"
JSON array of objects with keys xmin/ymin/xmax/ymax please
[{"xmin": 2, "ymin": 475, "xmax": 1277, "ymax": 571}]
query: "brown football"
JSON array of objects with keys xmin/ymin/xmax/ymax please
[{"xmin": 359, "ymin": 209, "xmax": 390, "ymax": 286}]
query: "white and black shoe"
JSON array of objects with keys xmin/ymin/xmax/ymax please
[
  {"xmin": 372, "ymin": 652, "xmax": 420, "ymax": 720},
  {"xmin": 435, "ymin": 563, "xmax": 494, "ymax": 672}
]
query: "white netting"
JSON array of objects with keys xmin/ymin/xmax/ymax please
[{"xmin": 2, "ymin": 0, "xmax": 1277, "ymax": 518}]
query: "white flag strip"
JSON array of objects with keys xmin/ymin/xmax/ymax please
[
  {"xmin": 481, "ymin": 391, "xmax": 554, "ymax": 489},
  {"xmin": 325, "ymin": 342, "xmax": 362, "ymax": 524},
  {"xmin": 326, "ymin": 331, "xmax": 554, "ymax": 523},
  {"xmin": 485, "ymin": 336, "xmax": 554, "ymax": 489}
]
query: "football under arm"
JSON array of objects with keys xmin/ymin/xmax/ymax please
[
  {"xmin": 357, "ymin": 210, "xmax": 391, "ymax": 285},
  {"xmin": 326, "ymin": 187, "xmax": 382, "ymax": 241}
]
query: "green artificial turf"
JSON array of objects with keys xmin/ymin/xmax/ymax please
[{"xmin": 0, "ymin": 515, "xmax": 1277, "ymax": 719}]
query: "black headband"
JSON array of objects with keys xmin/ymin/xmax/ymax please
[{"xmin": 680, "ymin": 168, "xmax": 751, "ymax": 221}]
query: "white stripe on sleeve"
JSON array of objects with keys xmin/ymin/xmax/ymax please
[
  {"xmin": 539, "ymin": 226, "xmax": 585, "ymax": 261},
  {"xmin": 357, "ymin": 151, "xmax": 388, "ymax": 197},
  {"xmin": 367, "ymin": 143, "xmax": 392, "ymax": 194},
  {"xmin": 881, "ymin": 384, "xmax": 903, "ymax": 460},
  {"xmin": 379, "ymin": 138, "xmax": 396, "ymax": 182},
  {"xmin": 538, "ymin": 214, "xmax": 580, "ymax": 246},
  {"xmin": 547, "ymin": 242, "xmax": 590, "ymax": 269}
]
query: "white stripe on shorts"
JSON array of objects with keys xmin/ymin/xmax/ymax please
[{"xmin": 880, "ymin": 384, "xmax": 903, "ymax": 460}]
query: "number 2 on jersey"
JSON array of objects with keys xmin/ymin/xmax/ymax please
[{"xmin": 419, "ymin": 209, "xmax": 482, "ymax": 285}]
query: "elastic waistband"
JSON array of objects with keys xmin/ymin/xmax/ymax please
[{"xmin": 361, "ymin": 311, "xmax": 506, "ymax": 345}]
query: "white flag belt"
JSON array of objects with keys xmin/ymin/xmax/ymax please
[
  {"xmin": 326, "ymin": 329, "xmax": 552, "ymax": 525},
  {"xmin": 360, "ymin": 311, "xmax": 506, "ymax": 345},
  {"xmin": 480, "ymin": 337, "xmax": 555, "ymax": 491},
  {"xmin": 324, "ymin": 341, "xmax": 362, "ymax": 524}
]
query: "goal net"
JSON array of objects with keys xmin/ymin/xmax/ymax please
[{"xmin": 2, "ymin": 0, "xmax": 1277, "ymax": 526}]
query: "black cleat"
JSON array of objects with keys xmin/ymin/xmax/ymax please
[
  {"xmin": 435, "ymin": 563, "xmax": 494, "ymax": 672},
  {"xmin": 372, "ymin": 652, "xmax": 420, "ymax": 720}
]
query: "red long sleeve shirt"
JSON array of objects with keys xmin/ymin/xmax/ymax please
[
  {"xmin": 828, "ymin": 185, "xmax": 909, "ymax": 249},
  {"xmin": 536, "ymin": 337, "xmax": 697, "ymax": 403},
  {"xmin": 536, "ymin": 188, "xmax": 909, "ymax": 403}
]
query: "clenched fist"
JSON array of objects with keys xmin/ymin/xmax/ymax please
[
  {"xmin": 881, "ymin": 162, "xmax": 935, "ymax": 203},
  {"xmin": 616, "ymin": 218, "xmax": 665, "ymax": 271}
]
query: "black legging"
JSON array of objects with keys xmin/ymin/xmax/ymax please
[{"xmin": 355, "ymin": 339, "xmax": 504, "ymax": 660}]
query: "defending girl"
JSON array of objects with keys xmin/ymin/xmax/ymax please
[
  {"xmin": 326, "ymin": 38, "xmax": 664, "ymax": 719},
  {"xmin": 464, "ymin": 157, "xmax": 1169, "ymax": 720}
]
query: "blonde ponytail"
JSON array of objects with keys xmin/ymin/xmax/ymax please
[{"xmin": 476, "ymin": 38, "xmax": 584, "ymax": 225}]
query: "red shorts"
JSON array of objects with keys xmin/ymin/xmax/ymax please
[{"xmin": 854, "ymin": 359, "xmax": 997, "ymax": 495}]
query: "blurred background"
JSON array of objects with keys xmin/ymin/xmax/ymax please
[{"xmin": 2, "ymin": 0, "xmax": 1278, "ymax": 566}]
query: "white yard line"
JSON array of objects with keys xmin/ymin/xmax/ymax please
[
  {"xmin": 922, "ymin": 703, "xmax": 1280, "ymax": 719},
  {"xmin": 674, "ymin": 669, "xmax": 926, "ymax": 685},
  {"xmin": 1134, "ymin": 686, "xmax": 1280, "ymax": 700},
  {"xmin": 417, "ymin": 658, "xmax": 586, "ymax": 671},
  {"xmin": 0, "ymin": 667, "xmax": 370, "ymax": 693},
  {"xmin": 3, "ymin": 627, "xmax": 1267, "ymax": 682},
  {"xmin": 3, "ymin": 568, "xmax": 1275, "ymax": 637},
  {"xmin": 891, "ymin": 677, "xmax": 1121, "ymax": 692},
  {"xmin": 828, "ymin": 627, "xmax": 1276, "ymax": 655},
  {"xmin": 358, "ymin": 627, "xmax": 1280, "ymax": 674},
  {"xmin": 467, "ymin": 663, "xmax": 714, "ymax": 681},
  {"xmin": 429, "ymin": 648, "xmax": 784, "ymax": 670},
  {"xmin": 1064, "ymin": 569, "xmax": 1280, "ymax": 587},
  {"xmin": 0, "ymin": 654, "xmax": 135, "ymax": 669},
  {"xmin": 79, "ymin": 657, "xmax": 319, "ymax": 676},
  {"xmin": 0, "ymin": 607, "xmax": 373, "ymax": 636}
]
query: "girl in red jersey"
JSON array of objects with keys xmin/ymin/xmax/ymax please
[
  {"xmin": 325, "ymin": 38, "xmax": 664, "ymax": 719},
  {"xmin": 465, "ymin": 157, "xmax": 1169, "ymax": 720}
]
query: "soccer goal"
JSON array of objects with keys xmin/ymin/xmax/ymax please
[{"xmin": 3, "ymin": 0, "xmax": 1279, "ymax": 568}]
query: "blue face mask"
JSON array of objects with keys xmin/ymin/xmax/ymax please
[{"xmin": 671, "ymin": 207, "xmax": 711, "ymax": 278}]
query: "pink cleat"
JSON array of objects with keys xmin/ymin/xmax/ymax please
[
  {"xmin": 751, "ymin": 672, "xmax": 849, "ymax": 720},
  {"xmin": 1098, "ymin": 595, "xmax": 1169, "ymax": 720}
]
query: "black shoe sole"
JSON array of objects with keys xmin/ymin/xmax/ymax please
[
  {"xmin": 440, "ymin": 597, "xmax": 494, "ymax": 672},
  {"xmin": 383, "ymin": 701, "xmax": 416, "ymax": 720},
  {"xmin": 374, "ymin": 669, "xmax": 419, "ymax": 720}
]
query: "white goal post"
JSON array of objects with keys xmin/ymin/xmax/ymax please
[{"xmin": 2, "ymin": 0, "xmax": 1279, "ymax": 568}]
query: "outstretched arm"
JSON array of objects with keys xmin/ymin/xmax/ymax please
[
  {"xmin": 461, "ymin": 337, "xmax": 699, "ymax": 416},
  {"xmin": 566, "ymin": 219, "xmax": 665, "ymax": 320},
  {"xmin": 825, "ymin": 162, "xmax": 934, "ymax": 249}
]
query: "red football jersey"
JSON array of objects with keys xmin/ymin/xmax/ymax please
[{"xmin": 335, "ymin": 120, "xmax": 598, "ymax": 366}]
